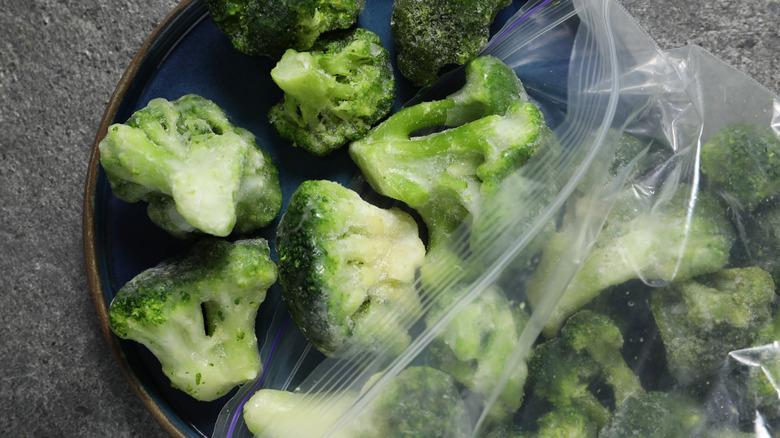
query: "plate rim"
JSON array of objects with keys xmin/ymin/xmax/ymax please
[{"xmin": 83, "ymin": 1, "xmax": 201, "ymax": 437}]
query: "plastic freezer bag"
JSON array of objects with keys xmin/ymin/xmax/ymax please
[{"xmin": 212, "ymin": 0, "xmax": 780, "ymax": 436}]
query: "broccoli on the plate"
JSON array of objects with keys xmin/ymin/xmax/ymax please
[
  {"xmin": 108, "ymin": 238, "xmax": 278, "ymax": 401},
  {"xmin": 98, "ymin": 94, "xmax": 282, "ymax": 238},
  {"xmin": 205, "ymin": 0, "xmax": 364, "ymax": 58},
  {"xmin": 243, "ymin": 366, "xmax": 468, "ymax": 438},
  {"xmin": 269, "ymin": 28, "xmax": 395, "ymax": 156},
  {"xmin": 526, "ymin": 185, "xmax": 736, "ymax": 337},
  {"xmin": 700, "ymin": 124, "xmax": 780, "ymax": 211},
  {"xmin": 350, "ymin": 56, "xmax": 552, "ymax": 249},
  {"xmin": 275, "ymin": 180, "xmax": 426, "ymax": 356},
  {"xmin": 651, "ymin": 266, "xmax": 776, "ymax": 385},
  {"xmin": 391, "ymin": 0, "xmax": 512, "ymax": 85}
]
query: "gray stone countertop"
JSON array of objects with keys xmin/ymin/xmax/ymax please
[{"xmin": 1, "ymin": 0, "xmax": 778, "ymax": 437}]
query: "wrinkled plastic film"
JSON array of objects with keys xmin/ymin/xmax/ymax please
[{"xmin": 212, "ymin": 0, "xmax": 780, "ymax": 435}]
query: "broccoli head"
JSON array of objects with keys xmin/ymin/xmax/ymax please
[
  {"xmin": 243, "ymin": 366, "xmax": 468, "ymax": 438},
  {"xmin": 598, "ymin": 392, "xmax": 706, "ymax": 438},
  {"xmin": 98, "ymin": 94, "xmax": 282, "ymax": 238},
  {"xmin": 350, "ymin": 56, "xmax": 552, "ymax": 248},
  {"xmin": 275, "ymin": 180, "xmax": 426, "ymax": 356},
  {"xmin": 651, "ymin": 266, "xmax": 776, "ymax": 385},
  {"xmin": 527, "ymin": 186, "xmax": 736, "ymax": 337},
  {"xmin": 426, "ymin": 285, "xmax": 530, "ymax": 423},
  {"xmin": 391, "ymin": 0, "xmax": 512, "ymax": 85},
  {"xmin": 737, "ymin": 200, "xmax": 780, "ymax": 285},
  {"xmin": 108, "ymin": 238, "xmax": 278, "ymax": 401},
  {"xmin": 700, "ymin": 124, "xmax": 780, "ymax": 211},
  {"xmin": 205, "ymin": 0, "xmax": 365, "ymax": 58},
  {"xmin": 269, "ymin": 28, "xmax": 395, "ymax": 156},
  {"xmin": 527, "ymin": 310, "xmax": 643, "ymax": 428}
]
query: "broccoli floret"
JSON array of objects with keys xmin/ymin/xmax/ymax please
[
  {"xmin": 598, "ymin": 392, "xmax": 706, "ymax": 438},
  {"xmin": 527, "ymin": 186, "xmax": 736, "ymax": 337},
  {"xmin": 482, "ymin": 406, "xmax": 597, "ymax": 438},
  {"xmin": 737, "ymin": 201, "xmax": 780, "ymax": 285},
  {"xmin": 700, "ymin": 124, "xmax": 780, "ymax": 211},
  {"xmin": 243, "ymin": 366, "xmax": 468, "ymax": 437},
  {"xmin": 205, "ymin": 0, "xmax": 364, "ymax": 58},
  {"xmin": 651, "ymin": 267, "xmax": 776, "ymax": 386},
  {"xmin": 390, "ymin": 0, "xmax": 511, "ymax": 85},
  {"xmin": 275, "ymin": 180, "xmax": 426, "ymax": 356},
  {"xmin": 426, "ymin": 285, "xmax": 530, "ymax": 423},
  {"xmin": 98, "ymin": 94, "xmax": 282, "ymax": 238},
  {"xmin": 527, "ymin": 310, "xmax": 643, "ymax": 428},
  {"xmin": 268, "ymin": 28, "xmax": 395, "ymax": 156},
  {"xmin": 108, "ymin": 238, "xmax": 278, "ymax": 401},
  {"xmin": 350, "ymin": 56, "xmax": 552, "ymax": 249}
]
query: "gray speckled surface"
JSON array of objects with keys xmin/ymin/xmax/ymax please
[{"xmin": 0, "ymin": 0, "xmax": 777, "ymax": 436}]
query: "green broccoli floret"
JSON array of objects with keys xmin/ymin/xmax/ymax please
[
  {"xmin": 268, "ymin": 28, "xmax": 395, "ymax": 156},
  {"xmin": 275, "ymin": 180, "xmax": 426, "ymax": 356},
  {"xmin": 205, "ymin": 0, "xmax": 364, "ymax": 58},
  {"xmin": 700, "ymin": 124, "xmax": 780, "ymax": 211},
  {"xmin": 482, "ymin": 406, "xmax": 597, "ymax": 438},
  {"xmin": 527, "ymin": 186, "xmax": 736, "ymax": 337},
  {"xmin": 737, "ymin": 201, "xmax": 780, "ymax": 284},
  {"xmin": 651, "ymin": 267, "xmax": 776, "ymax": 386},
  {"xmin": 426, "ymin": 285, "xmax": 530, "ymax": 423},
  {"xmin": 243, "ymin": 366, "xmax": 468, "ymax": 438},
  {"xmin": 390, "ymin": 0, "xmax": 511, "ymax": 85},
  {"xmin": 98, "ymin": 94, "xmax": 282, "ymax": 238},
  {"xmin": 527, "ymin": 310, "xmax": 643, "ymax": 428},
  {"xmin": 350, "ymin": 56, "xmax": 552, "ymax": 249},
  {"xmin": 598, "ymin": 392, "xmax": 706, "ymax": 438},
  {"xmin": 108, "ymin": 238, "xmax": 278, "ymax": 401}
]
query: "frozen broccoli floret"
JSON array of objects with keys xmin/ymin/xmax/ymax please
[
  {"xmin": 482, "ymin": 406, "xmax": 597, "ymax": 438},
  {"xmin": 98, "ymin": 94, "xmax": 282, "ymax": 238},
  {"xmin": 275, "ymin": 180, "xmax": 426, "ymax": 356},
  {"xmin": 527, "ymin": 310, "xmax": 643, "ymax": 428},
  {"xmin": 243, "ymin": 366, "xmax": 468, "ymax": 438},
  {"xmin": 350, "ymin": 56, "xmax": 552, "ymax": 248},
  {"xmin": 700, "ymin": 124, "xmax": 780, "ymax": 211},
  {"xmin": 738, "ymin": 201, "xmax": 780, "ymax": 284},
  {"xmin": 205, "ymin": 0, "xmax": 364, "ymax": 58},
  {"xmin": 651, "ymin": 267, "xmax": 776, "ymax": 385},
  {"xmin": 390, "ymin": 0, "xmax": 511, "ymax": 85},
  {"xmin": 426, "ymin": 286, "xmax": 530, "ymax": 423},
  {"xmin": 599, "ymin": 392, "xmax": 706, "ymax": 438},
  {"xmin": 527, "ymin": 186, "xmax": 736, "ymax": 337},
  {"xmin": 108, "ymin": 238, "xmax": 278, "ymax": 401},
  {"xmin": 268, "ymin": 28, "xmax": 395, "ymax": 156}
]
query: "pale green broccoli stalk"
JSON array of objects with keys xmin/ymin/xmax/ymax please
[
  {"xmin": 700, "ymin": 124, "xmax": 780, "ymax": 211},
  {"xmin": 108, "ymin": 238, "xmax": 278, "ymax": 401},
  {"xmin": 527, "ymin": 186, "xmax": 736, "ymax": 337},
  {"xmin": 98, "ymin": 94, "xmax": 282, "ymax": 238},
  {"xmin": 598, "ymin": 392, "xmax": 706, "ymax": 438},
  {"xmin": 275, "ymin": 180, "xmax": 426, "ymax": 356},
  {"xmin": 268, "ymin": 28, "xmax": 395, "ymax": 156},
  {"xmin": 243, "ymin": 366, "xmax": 468, "ymax": 438},
  {"xmin": 651, "ymin": 267, "xmax": 776, "ymax": 385},
  {"xmin": 527, "ymin": 310, "xmax": 643, "ymax": 428},
  {"xmin": 205, "ymin": 0, "xmax": 364, "ymax": 58},
  {"xmin": 426, "ymin": 286, "xmax": 530, "ymax": 423},
  {"xmin": 350, "ymin": 56, "xmax": 551, "ymax": 249},
  {"xmin": 391, "ymin": 0, "xmax": 512, "ymax": 85}
]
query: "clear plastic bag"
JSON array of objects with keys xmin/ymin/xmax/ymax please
[{"xmin": 213, "ymin": 0, "xmax": 780, "ymax": 436}]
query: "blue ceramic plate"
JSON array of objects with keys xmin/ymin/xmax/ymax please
[{"xmin": 83, "ymin": 1, "xmax": 568, "ymax": 436}]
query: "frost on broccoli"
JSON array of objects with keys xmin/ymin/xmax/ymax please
[
  {"xmin": 391, "ymin": 0, "xmax": 512, "ymax": 85},
  {"xmin": 275, "ymin": 180, "xmax": 426, "ymax": 356},
  {"xmin": 243, "ymin": 366, "xmax": 468, "ymax": 438},
  {"xmin": 650, "ymin": 266, "xmax": 776, "ymax": 385},
  {"xmin": 526, "ymin": 186, "xmax": 736, "ymax": 337},
  {"xmin": 269, "ymin": 28, "xmax": 395, "ymax": 156},
  {"xmin": 426, "ymin": 285, "xmax": 530, "ymax": 424},
  {"xmin": 205, "ymin": 0, "xmax": 364, "ymax": 58},
  {"xmin": 700, "ymin": 124, "xmax": 780, "ymax": 212},
  {"xmin": 350, "ymin": 56, "xmax": 552, "ymax": 249},
  {"xmin": 98, "ymin": 94, "xmax": 282, "ymax": 238},
  {"xmin": 108, "ymin": 238, "xmax": 278, "ymax": 401}
]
